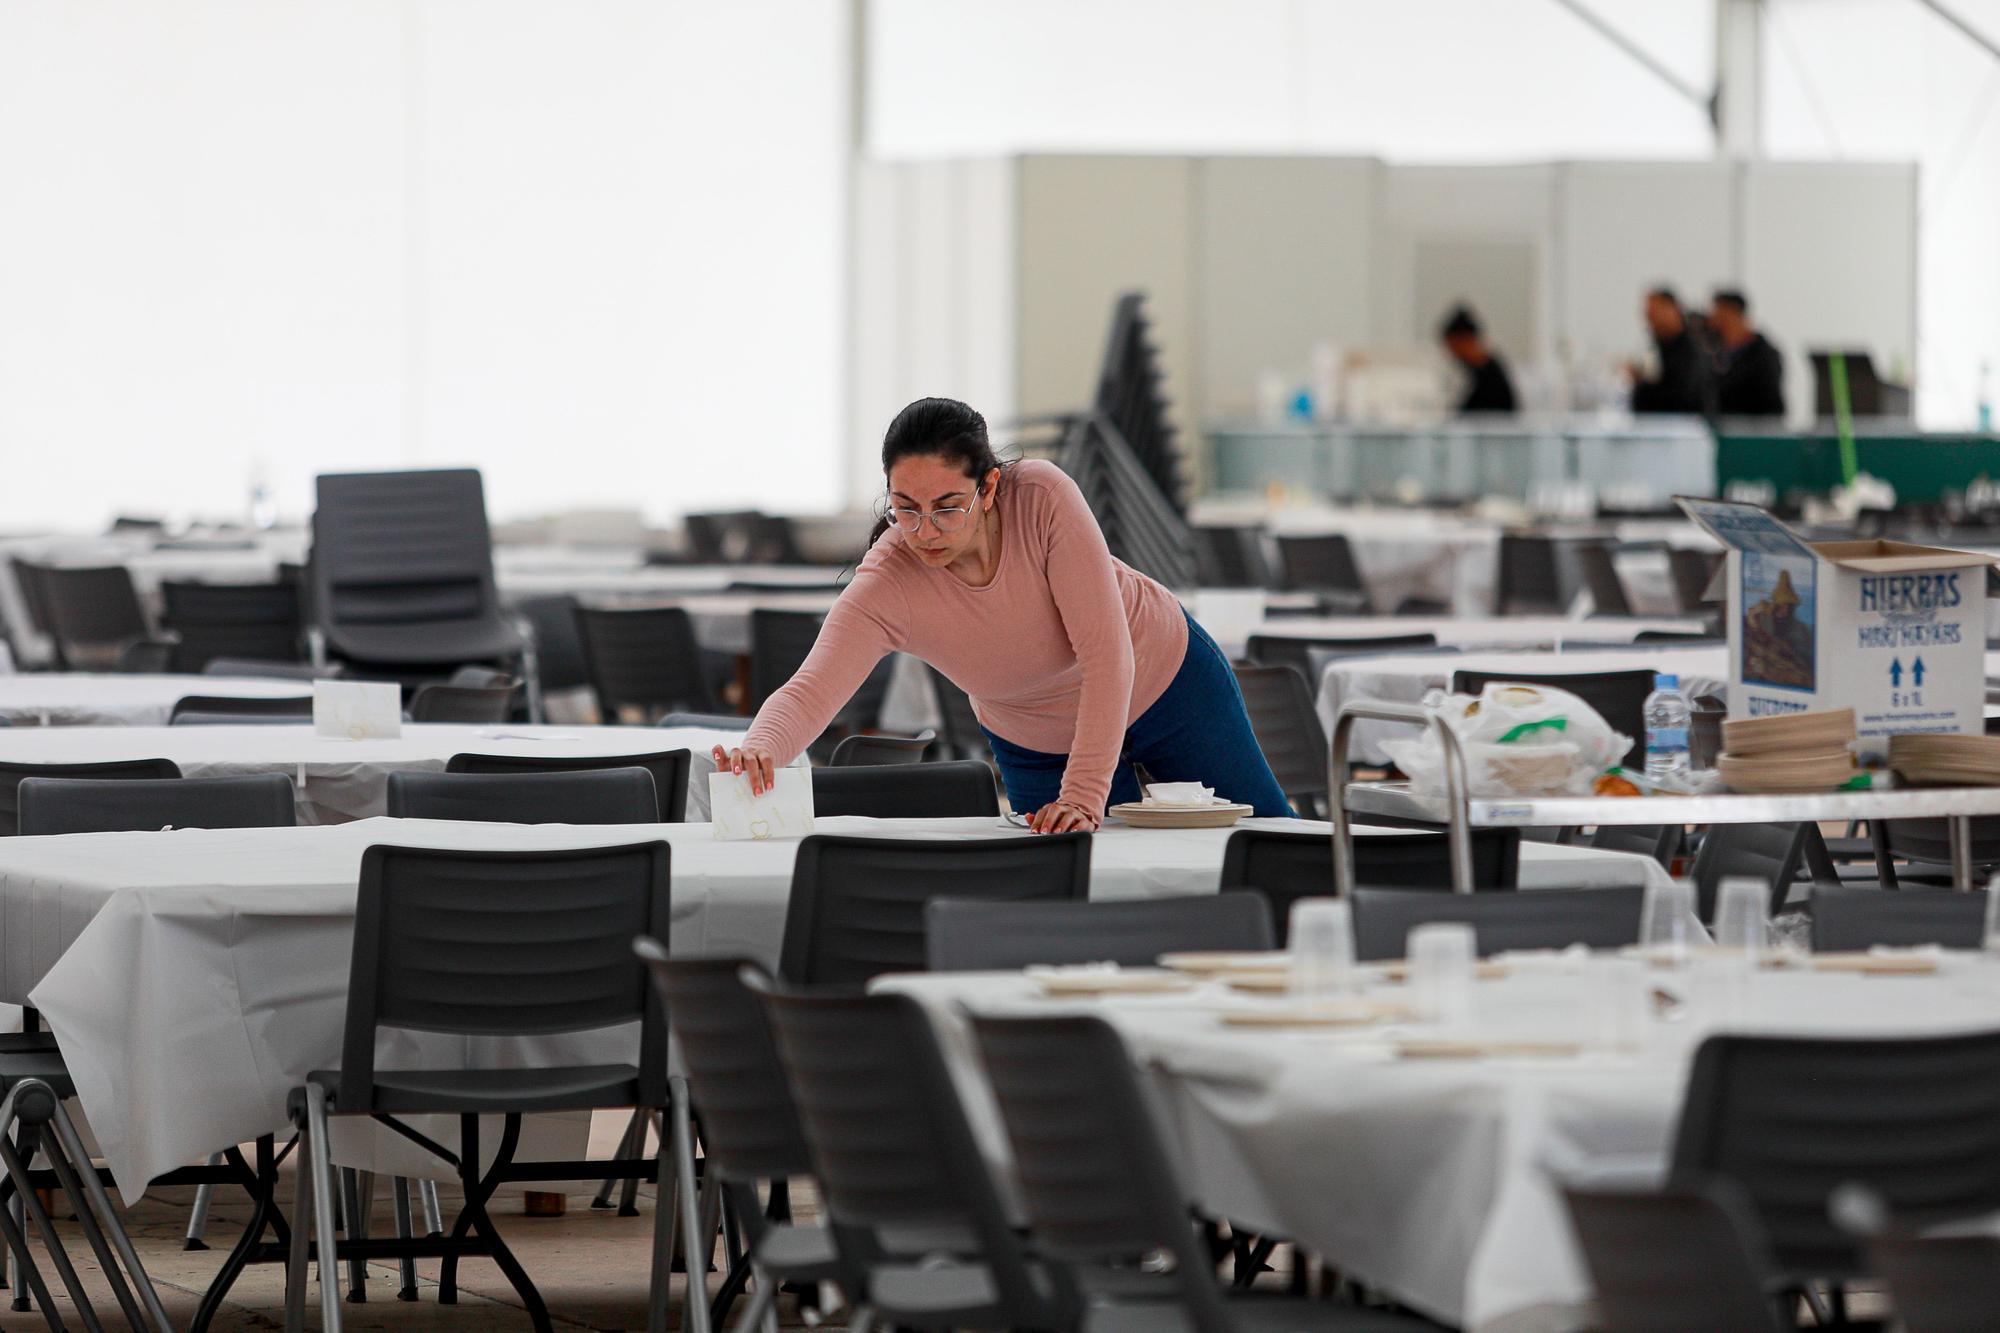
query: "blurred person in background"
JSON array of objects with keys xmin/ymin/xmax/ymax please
[
  {"xmin": 1439, "ymin": 305, "xmax": 1517, "ymax": 414},
  {"xmin": 1710, "ymin": 289, "xmax": 1786, "ymax": 417},
  {"xmin": 1627, "ymin": 286, "xmax": 1710, "ymax": 414}
]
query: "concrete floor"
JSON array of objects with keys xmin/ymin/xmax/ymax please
[{"xmin": 18, "ymin": 1113, "xmax": 813, "ymax": 1331}]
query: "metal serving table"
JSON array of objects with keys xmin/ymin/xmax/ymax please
[{"xmin": 1330, "ymin": 701, "xmax": 2000, "ymax": 893}]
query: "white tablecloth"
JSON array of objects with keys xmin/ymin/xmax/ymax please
[
  {"xmin": 884, "ymin": 956, "xmax": 2000, "ymax": 1331},
  {"xmin": 9, "ymin": 814, "xmax": 1668, "ymax": 1198},
  {"xmin": 1318, "ymin": 645, "xmax": 1731, "ymax": 766},
  {"xmin": 496, "ymin": 564, "xmax": 849, "ymax": 607},
  {"xmin": 0, "ymin": 723, "xmax": 738, "ymax": 823},
  {"xmin": 0, "ymin": 674, "xmax": 312, "ymax": 728}
]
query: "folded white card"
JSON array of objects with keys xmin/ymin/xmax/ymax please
[
  {"xmin": 709, "ymin": 766, "xmax": 814, "ymax": 841},
  {"xmin": 313, "ymin": 680, "xmax": 403, "ymax": 740}
]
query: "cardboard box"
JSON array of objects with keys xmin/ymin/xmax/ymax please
[{"xmin": 1678, "ymin": 497, "xmax": 1999, "ymax": 762}]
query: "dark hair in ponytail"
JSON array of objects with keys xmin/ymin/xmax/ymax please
[{"xmin": 865, "ymin": 397, "xmax": 1006, "ymax": 548}]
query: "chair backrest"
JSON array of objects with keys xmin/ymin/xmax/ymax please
[
  {"xmin": 925, "ymin": 892, "xmax": 1274, "ymax": 971},
  {"xmin": 17, "ymin": 773, "xmax": 295, "ymax": 835},
  {"xmin": 968, "ymin": 1013, "xmax": 1234, "ymax": 1332},
  {"xmin": 1809, "ymin": 887, "xmax": 1987, "ymax": 953},
  {"xmin": 1244, "ymin": 633, "xmax": 1437, "ymax": 682},
  {"xmin": 310, "ymin": 469, "xmax": 504, "ymax": 644},
  {"xmin": 1229, "ymin": 664, "xmax": 1325, "ymax": 816},
  {"xmin": 339, "ymin": 842, "xmax": 669, "ymax": 1111},
  {"xmin": 511, "ymin": 594, "xmax": 590, "ymax": 694},
  {"xmin": 1573, "ymin": 540, "xmax": 1635, "ymax": 617},
  {"xmin": 748, "ymin": 610, "xmax": 824, "ymax": 713},
  {"xmin": 1671, "ymin": 1030, "xmax": 2000, "ymax": 1285},
  {"xmin": 657, "ymin": 711, "xmax": 749, "ymax": 731},
  {"xmin": 1589, "ymin": 823, "xmax": 1683, "ymax": 867},
  {"xmin": 573, "ymin": 606, "xmax": 717, "ymax": 721},
  {"xmin": 202, "ymin": 658, "xmax": 341, "ymax": 681},
  {"xmin": 407, "ymin": 681, "xmax": 517, "ymax": 724},
  {"xmin": 1191, "ymin": 526, "xmax": 1274, "ymax": 589},
  {"xmin": 159, "ymin": 580, "xmax": 303, "ymax": 673},
  {"xmin": 446, "ymin": 749, "xmax": 690, "ymax": 822},
  {"xmin": 780, "ymin": 832, "xmax": 1091, "ymax": 985},
  {"xmin": 926, "ymin": 666, "xmax": 988, "ymax": 761},
  {"xmin": 827, "ymin": 730, "xmax": 935, "ymax": 767},
  {"xmin": 1833, "ymin": 1187, "xmax": 2000, "ymax": 1333},
  {"xmin": 1496, "ymin": 533, "xmax": 1567, "ymax": 614},
  {"xmin": 1350, "ymin": 885, "xmax": 1645, "ymax": 960},
  {"xmin": 1274, "ymin": 534, "xmax": 1372, "ymax": 609},
  {"xmin": 0, "ymin": 758, "xmax": 182, "ymax": 836},
  {"xmin": 1449, "ymin": 667, "xmax": 1658, "ymax": 769},
  {"xmin": 1691, "ymin": 820, "xmax": 1835, "ymax": 919},
  {"xmin": 1872, "ymin": 816, "xmax": 2000, "ymax": 886},
  {"xmin": 169, "ymin": 694, "xmax": 313, "ymax": 724},
  {"xmin": 36, "ymin": 565, "xmax": 150, "ymax": 666},
  {"xmin": 1668, "ymin": 547, "xmax": 1723, "ymax": 613},
  {"xmin": 633, "ymin": 947, "xmax": 815, "ymax": 1183},
  {"xmin": 809, "ymin": 760, "xmax": 998, "ymax": 819},
  {"xmin": 10, "ymin": 560, "xmax": 56, "ymax": 639},
  {"xmin": 1561, "ymin": 1184, "xmax": 1787, "ymax": 1333},
  {"xmin": 1634, "ymin": 630, "xmax": 1720, "ymax": 645},
  {"xmin": 387, "ymin": 768, "xmax": 658, "ymax": 825},
  {"xmin": 1220, "ymin": 827, "xmax": 1521, "ymax": 942},
  {"xmin": 750, "ymin": 981, "xmax": 1069, "ymax": 1326}
]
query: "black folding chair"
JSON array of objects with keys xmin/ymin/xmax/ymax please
[
  {"xmin": 1809, "ymin": 887, "xmax": 1987, "ymax": 952},
  {"xmin": 1274, "ymin": 534, "xmax": 1376, "ymax": 613},
  {"xmin": 1221, "ymin": 827, "xmax": 1521, "ymax": 942},
  {"xmin": 1561, "ymin": 1182, "xmax": 1788, "ymax": 1333},
  {"xmin": 387, "ymin": 768, "xmax": 658, "ymax": 825},
  {"xmin": 1243, "ymin": 632, "xmax": 1436, "ymax": 681},
  {"xmin": 286, "ymin": 842, "xmax": 679, "ymax": 1333},
  {"xmin": 1832, "ymin": 1183, "xmax": 2000, "ymax": 1333},
  {"xmin": 0, "ymin": 758, "xmax": 181, "ymax": 837},
  {"xmin": 1230, "ymin": 664, "xmax": 1324, "ymax": 817},
  {"xmin": 160, "ymin": 580, "xmax": 304, "ymax": 673},
  {"xmin": 926, "ymin": 892, "xmax": 1273, "ymax": 970},
  {"xmin": 169, "ymin": 694, "xmax": 313, "ymax": 725},
  {"xmin": 30, "ymin": 564, "xmax": 151, "ymax": 670},
  {"xmin": 1450, "ymin": 667, "xmax": 1658, "ymax": 769},
  {"xmin": 18, "ymin": 774, "xmax": 295, "ymax": 836},
  {"xmin": 1351, "ymin": 886, "xmax": 1646, "ymax": 960},
  {"xmin": 810, "ymin": 760, "xmax": 998, "ymax": 818},
  {"xmin": 573, "ymin": 605, "xmax": 720, "ymax": 722},
  {"xmin": 447, "ymin": 749, "xmax": 691, "ymax": 823},
  {"xmin": 780, "ymin": 832, "xmax": 1090, "ymax": 985},
  {"xmin": 827, "ymin": 730, "xmax": 935, "ymax": 766}
]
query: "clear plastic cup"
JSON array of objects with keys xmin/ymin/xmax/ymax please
[
  {"xmin": 1592, "ymin": 955, "xmax": 1652, "ymax": 1052},
  {"xmin": 1409, "ymin": 922, "xmax": 1476, "ymax": 1027},
  {"xmin": 1288, "ymin": 899, "xmax": 1357, "ymax": 1005},
  {"xmin": 1712, "ymin": 877, "xmax": 1768, "ymax": 961},
  {"xmin": 1640, "ymin": 879, "xmax": 1697, "ymax": 965}
]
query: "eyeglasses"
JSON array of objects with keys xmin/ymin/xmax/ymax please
[{"xmin": 886, "ymin": 495, "xmax": 978, "ymax": 534}]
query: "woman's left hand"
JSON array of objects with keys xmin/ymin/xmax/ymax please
[{"xmin": 1027, "ymin": 800, "xmax": 1100, "ymax": 834}]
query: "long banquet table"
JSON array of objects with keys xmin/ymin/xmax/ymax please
[
  {"xmin": 0, "ymin": 723, "xmax": 743, "ymax": 823},
  {"xmin": 4, "ymin": 814, "xmax": 1672, "ymax": 1199},
  {"xmin": 883, "ymin": 954, "xmax": 2000, "ymax": 1332},
  {"xmin": 0, "ymin": 673, "xmax": 315, "ymax": 727}
]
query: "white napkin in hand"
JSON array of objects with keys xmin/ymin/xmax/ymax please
[
  {"xmin": 1144, "ymin": 782, "xmax": 1215, "ymax": 806},
  {"xmin": 710, "ymin": 767, "xmax": 815, "ymax": 841}
]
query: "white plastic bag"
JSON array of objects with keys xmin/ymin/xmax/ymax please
[{"xmin": 1382, "ymin": 683, "xmax": 1632, "ymax": 798}]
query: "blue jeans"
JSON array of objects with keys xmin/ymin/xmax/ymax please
[{"xmin": 982, "ymin": 612, "xmax": 1296, "ymax": 818}]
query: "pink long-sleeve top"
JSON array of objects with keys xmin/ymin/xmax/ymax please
[{"xmin": 742, "ymin": 460, "xmax": 1189, "ymax": 812}]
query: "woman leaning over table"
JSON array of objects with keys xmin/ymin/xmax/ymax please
[{"xmin": 712, "ymin": 396, "xmax": 1293, "ymax": 832}]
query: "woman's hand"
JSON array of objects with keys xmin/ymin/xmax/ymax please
[
  {"xmin": 712, "ymin": 744, "xmax": 778, "ymax": 796},
  {"xmin": 1027, "ymin": 800, "xmax": 1100, "ymax": 834}
]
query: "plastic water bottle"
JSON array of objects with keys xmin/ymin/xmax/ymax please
[{"xmin": 1644, "ymin": 673, "xmax": 1691, "ymax": 783}]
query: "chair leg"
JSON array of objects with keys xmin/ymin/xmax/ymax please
[
  {"xmin": 285, "ymin": 1109, "xmax": 315, "ymax": 1333},
  {"xmin": 184, "ymin": 1154, "xmax": 223, "ymax": 1250},
  {"xmin": 648, "ymin": 1092, "xmax": 680, "ymax": 1333},
  {"xmin": 419, "ymin": 1179, "xmax": 443, "ymax": 1236},
  {"xmin": 618, "ymin": 1111, "xmax": 652, "ymax": 1217},
  {"xmin": 0, "ymin": 1189, "xmax": 62, "ymax": 1333},
  {"xmin": 0, "ymin": 1123, "xmax": 102, "ymax": 1333},
  {"xmin": 37, "ymin": 1122, "xmax": 149, "ymax": 1332},
  {"xmin": 673, "ymin": 1083, "xmax": 713, "ymax": 1333},
  {"xmin": 339, "ymin": 1168, "xmax": 368, "ymax": 1303},
  {"xmin": 391, "ymin": 1177, "xmax": 419, "ymax": 1301},
  {"xmin": 594, "ymin": 1108, "xmax": 645, "ymax": 1210},
  {"xmin": 730, "ymin": 1263, "xmax": 779, "ymax": 1333},
  {"xmin": 304, "ymin": 1084, "xmax": 345, "ymax": 1333}
]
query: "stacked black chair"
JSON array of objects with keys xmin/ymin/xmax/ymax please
[
  {"xmin": 748, "ymin": 980, "xmax": 1075, "ymax": 1331},
  {"xmin": 1690, "ymin": 821, "xmax": 1839, "ymax": 919},
  {"xmin": 1350, "ymin": 886, "xmax": 1646, "ymax": 960},
  {"xmin": 1274, "ymin": 534, "xmax": 1375, "ymax": 613},
  {"xmin": 926, "ymin": 892, "xmax": 1273, "ymax": 971},
  {"xmin": 169, "ymin": 694, "xmax": 313, "ymax": 725},
  {"xmin": 286, "ymin": 842, "xmax": 676, "ymax": 1333},
  {"xmin": 18, "ymin": 774, "xmax": 295, "ymax": 836},
  {"xmin": 574, "ymin": 606, "xmax": 719, "ymax": 723},
  {"xmin": 1670, "ymin": 1030, "xmax": 2000, "ymax": 1297},
  {"xmin": 1230, "ymin": 664, "xmax": 1325, "ymax": 817},
  {"xmin": 387, "ymin": 769, "xmax": 657, "ymax": 825},
  {"xmin": 160, "ymin": 579, "xmax": 304, "ymax": 673},
  {"xmin": 308, "ymin": 468, "xmax": 527, "ymax": 678},
  {"xmin": 0, "ymin": 758, "xmax": 181, "ymax": 837},
  {"xmin": 780, "ymin": 832, "xmax": 1090, "ymax": 985},
  {"xmin": 970, "ymin": 1013, "xmax": 1433, "ymax": 1332},
  {"xmin": 1561, "ymin": 1183, "xmax": 1788, "ymax": 1333},
  {"xmin": 1245, "ymin": 632, "xmax": 1436, "ymax": 682},
  {"xmin": 1221, "ymin": 827, "xmax": 1522, "ymax": 942},
  {"xmin": 1809, "ymin": 887, "xmax": 1987, "ymax": 952},
  {"xmin": 1450, "ymin": 667, "xmax": 1658, "ymax": 769},
  {"xmin": 827, "ymin": 730, "xmax": 934, "ymax": 766},
  {"xmin": 810, "ymin": 760, "xmax": 998, "ymax": 819},
  {"xmin": 447, "ymin": 749, "xmax": 690, "ymax": 823}
]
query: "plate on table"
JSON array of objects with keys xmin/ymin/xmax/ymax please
[
  {"xmin": 1029, "ymin": 967, "xmax": 1198, "ymax": 996},
  {"xmin": 1808, "ymin": 951, "xmax": 1941, "ymax": 975},
  {"xmin": 1158, "ymin": 950, "xmax": 1290, "ymax": 975},
  {"xmin": 1393, "ymin": 1036, "xmax": 1584, "ymax": 1060},
  {"xmin": 1108, "ymin": 801, "xmax": 1254, "ymax": 829},
  {"xmin": 1219, "ymin": 1000, "xmax": 1410, "ymax": 1028}
]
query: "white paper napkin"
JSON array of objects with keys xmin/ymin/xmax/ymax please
[
  {"xmin": 1144, "ymin": 782, "xmax": 1215, "ymax": 805},
  {"xmin": 312, "ymin": 680, "xmax": 402, "ymax": 740}
]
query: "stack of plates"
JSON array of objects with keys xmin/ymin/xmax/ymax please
[
  {"xmin": 1107, "ymin": 800, "xmax": 1254, "ymax": 829},
  {"xmin": 1889, "ymin": 732, "xmax": 2000, "ymax": 787},
  {"xmin": 1716, "ymin": 708, "xmax": 1858, "ymax": 793}
]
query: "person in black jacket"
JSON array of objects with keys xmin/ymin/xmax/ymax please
[
  {"xmin": 1710, "ymin": 289, "xmax": 1786, "ymax": 417},
  {"xmin": 1439, "ymin": 305, "xmax": 1517, "ymax": 414},
  {"xmin": 1628, "ymin": 287, "xmax": 1710, "ymax": 414}
]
